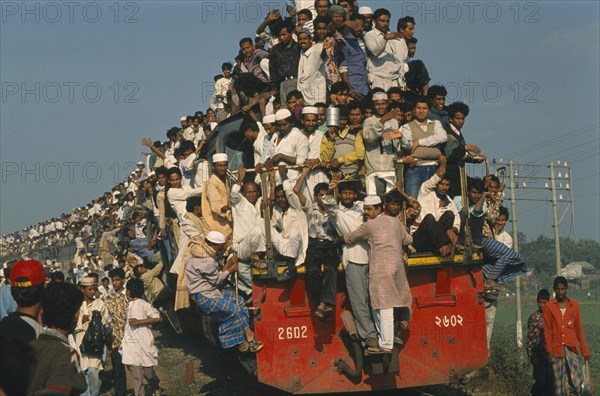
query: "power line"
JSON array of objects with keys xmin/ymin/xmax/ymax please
[{"xmin": 499, "ymin": 123, "xmax": 599, "ymax": 159}]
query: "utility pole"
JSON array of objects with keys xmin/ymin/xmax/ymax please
[
  {"xmin": 550, "ymin": 163, "xmax": 562, "ymax": 276},
  {"xmin": 508, "ymin": 160, "xmax": 522, "ymax": 348}
]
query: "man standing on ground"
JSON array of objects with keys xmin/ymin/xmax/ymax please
[
  {"xmin": 104, "ymin": 268, "xmax": 128, "ymax": 396},
  {"xmin": 544, "ymin": 276, "xmax": 591, "ymax": 396}
]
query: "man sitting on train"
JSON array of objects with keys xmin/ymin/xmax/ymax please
[
  {"xmin": 400, "ymin": 96, "xmax": 448, "ymax": 199},
  {"xmin": 411, "ymin": 155, "xmax": 461, "ymax": 257},
  {"xmin": 452, "ymin": 177, "xmax": 488, "ymax": 246}
]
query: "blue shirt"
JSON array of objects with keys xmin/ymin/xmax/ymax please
[
  {"xmin": 0, "ymin": 283, "xmax": 17, "ymax": 319},
  {"xmin": 453, "ymin": 196, "xmax": 487, "ymax": 218},
  {"xmin": 339, "ymin": 33, "xmax": 369, "ymax": 96}
]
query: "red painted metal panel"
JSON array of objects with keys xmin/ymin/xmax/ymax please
[{"xmin": 253, "ymin": 265, "xmax": 488, "ymax": 394}]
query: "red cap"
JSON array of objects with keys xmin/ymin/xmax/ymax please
[{"xmin": 10, "ymin": 260, "xmax": 47, "ymax": 287}]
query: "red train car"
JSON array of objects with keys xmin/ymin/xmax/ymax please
[{"xmin": 249, "ymin": 252, "xmax": 488, "ymax": 394}]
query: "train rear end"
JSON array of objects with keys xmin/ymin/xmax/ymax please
[{"xmin": 250, "ymin": 253, "xmax": 488, "ymax": 394}]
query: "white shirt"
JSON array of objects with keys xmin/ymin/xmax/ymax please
[
  {"xmin": 413, "ymin": 173, "xmax": 461, "ymax": 234},
  {"xmin": 364, "ymin": 29, "xmax": 402, "ymax": 81},
  {"xmin": 167, "ymin": 186, "xmax": 203, "ymax": 222},
  {"xmin": 274, "ymin": 127, "xmax": 308, "ymax": 183},
  {"xmin": 231, "ymin": 184, "xmax": 261, "ymax": 244},
  {"xmin": 322, "ymin": 196, "xmax": 369, "ymax": 266},
  {"xmin": 298, "ymin": 42, "xmax": 327, "ymax": 105},
  {"xmin": 400, "ymin": 119, "xmax": 448, "ymax": 148},
  {"xmin": 271, "ymin": 180, "xmax": 309, "ymax": 265},
  {"xmin": 495, "ymin": 230, "xmax": 513, "ymax": 249},
  {"xmin": 214, "ymin": 77, "xmax": 232, "ymax": 109}
]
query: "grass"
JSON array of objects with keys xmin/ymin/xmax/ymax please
[{"xmin": 490, "ymin": 292, "xmax": 599, "ymax": 394}]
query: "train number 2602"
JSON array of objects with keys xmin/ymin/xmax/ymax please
[{"xmin": 278, "ymin": 326, "xmax": 308, "ymax": 340}]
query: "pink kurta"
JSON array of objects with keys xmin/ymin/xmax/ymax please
[{"xmin": 344, "ymin": 215, "xmax": 413, "ymax": 310}]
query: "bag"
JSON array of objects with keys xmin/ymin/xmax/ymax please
[
  {"xmin": 81, "ymin": 311, "xmax": 105, "ymax": 357},
  {"xmin": 581, "ymin": 361, "xmax": 595, "ymax": 396}
]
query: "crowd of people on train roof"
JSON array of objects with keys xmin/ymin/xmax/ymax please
[{"xmin": 1, "ymin": 1, "xmax": 590, "ymax": 395}]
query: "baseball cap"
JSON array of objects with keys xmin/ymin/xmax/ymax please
[{"xmin": 10, "ymin": 259, "xmax": 47, "ymax": 287}]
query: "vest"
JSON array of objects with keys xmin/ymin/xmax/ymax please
[
  {"xmin": 334, "ymin": 128, "xmax": 360, "ymax": 177},
  {"xmin": 408, "ymin": 120, "xmax": 442, "ymax": 164}
]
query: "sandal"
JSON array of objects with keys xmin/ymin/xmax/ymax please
[
  {"xmin": 367, "ymin": 346, "xmax": 393, "ymax": 354},
  {"xmin": 247, "ymin": 339, "xmax": 264, "ymax": 353}
]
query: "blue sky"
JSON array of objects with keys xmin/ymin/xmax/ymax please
[{"xmin": 1, "ymin": 1, "xmax": 599, "ymax": 242}]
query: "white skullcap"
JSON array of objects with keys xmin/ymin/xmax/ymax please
[
  {"xmin": 149, "ymin": 171, "xmax": 156, "ymax": 177},
  {"xmin": 206, "ymin": 231, "xmax": 226, "ymax": 244},
  {"xmin": 275, "ymin": 109, "xmax": 292, "ymax": 121},
  {"xmin": 301, "ymin": 106, "xmax": 318, "ymax": 115},
  {"xmin": 263, "ymin": 114, "xmax": 276, "ymax": 124},
  {"xmin": 358, "ymin": 6, "xmax": 373, "ymax": 15},
  {"xmin": 137, "ymin": 161, "xmax": 144, "ymax": 166},
  {"xmin": 372, "ymin": 92, "xmax": 388, "ymax": 101},
  {"xmin": 180, "ymin": 116, "xmax": 187, "ymax": 121},
  {"xmin": 212, "ymin": 153, "xmax": 228, "ymax": 163},
  {"xmin": 80, "ymin": 277, "xmax": 97, "ymax": 286},
  {"xmin": 363, "ymin": 195, "xmax": 382, "ymax": 206}
]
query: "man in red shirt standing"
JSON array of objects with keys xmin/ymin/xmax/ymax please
[{"xmin": 543, "ymin": 276, "xmax": 591, "ymax": 396}]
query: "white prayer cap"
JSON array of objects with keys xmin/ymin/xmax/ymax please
[
  {"xmin": 149, "ymin": 171, "xmax": 156, "ymax": 177},
  {"xmin": 206, "ymin": 231, "xmax": 226, "ymax": 244},
  {"xmin": 301, "ymin": 106, "xmax": 318, "ymax": 115},
  {"xmin": 180, "ymin": 116, "xmax": 187, "ymax": 121},
  {"xmin": 372, "ymin": 92, "xmax": 388, "ymax": 101},
  {"xmin": 263, "ymin": 114, "xmax": 276, "ymax": 124},
  {"xmin": 275, "ymin": 109, "xmax": 292, "ymax": 121},
  {"xmin": 212, "ymin": 153, "xmax": 228, "ymax": 163},
  {"xmin": 358, "ymin": 6, "xmax": 373, "ymax": 15},
  {"xmin": 363, "ymin": 195, "xmax": 382, "ymax": 206},
  {"xmin": 137, "ymin": 161, "xmax": 144, "ymax": 166},
  {"xmin": 80, "ymin": 276, "xmax": 97, "ymax": 286}
]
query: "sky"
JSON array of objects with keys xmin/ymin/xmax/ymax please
[{"xmin": 1, "ymin": 0, "xmax": 599, "ymax": 243}]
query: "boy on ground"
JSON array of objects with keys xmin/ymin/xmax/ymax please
[{"xmin": 526, "ymin": 288, "xmax": 553, "ymax": 396}]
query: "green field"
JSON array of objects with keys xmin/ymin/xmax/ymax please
[{"xmin": 489, "ymin": 292, "xmax": 599, "ymax": 395}]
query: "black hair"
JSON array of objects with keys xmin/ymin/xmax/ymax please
[
  {"xmin": 239, "ymin": 37, "xmax": 253, "ymax": 47},
  {"xmin": 397, "ymin": 16, "xmax": 416, "ymax": 31},
  {"xmin": 167, "ymin": 167, "xmax": 182, "ymax": 178},
  {"xmin": 50, "ymin": 271, "xmax": 65, "ymax": 282},
  {"xmin": 313, "ymin": 182, "xmax": 329, "ymax": 196},
  {"xmin": 133, "ymin": 265, "xmax": 143, "ymax": 279},
  {"xmin": 313, "ymin": 0, "xmax": 331, "ymax": 9},
  {"xmin": 155, "ymin": 166, "xmax": 168, "ymax": 177},
  {"xmin": 399, "ymin": 102, "xmax": 413, "ymax": 113},
  {"xmin": 347, "ymin": 102, "xmax": 363, "ymax": 113},
  {"xmin": 413, "ymin": 96, "xmax": 432, "ymax": 109},
  {"xmin": 275, "ymin": 185, "xmax": 285, "ymax": 193},
  {"xmin": 10, "ymin": 283, "xmax": 44, "ymax": 308},
  {"xmin": 109, "ymin": 267, "xmax": 126, "ymax": 279},
  {"xmin": 243, "ymin": 120, "xmax": 260, "ymax": 132},
  {"xmin": 553, "ymin": 276, "xmax": 568, "ymax": 288},
  {"xmin": 186, "ymin": 196, "xmax": 202, "ymax": 213},
  {"xmin": 373, "ymin": 8, "xmax": 391, "ymax": 20},
  {"xmin": 467, "ymin": 177, "xmax": 485, "ymax": 193},
  {"xmin": 537, "ymin": 289, "xmax": 550, "ymax": 301},
  {"xmin": 385, "ymin": 189, "xmax": 405, "ymax": 205},
  {"xmin": 179, "ymin": 139, "xmax": 196, "ymax": 154},
  {"xmin": 221, "ymin": 62, "xmax": 233, "ymax": 71},
  {"xmin": 313, "ymin": 15, "xmax": 331, "ymax": 28},
  {"xmin": 338, "ymin": 180, "xmax": 359, "ymax": 193},
  {"xmin": 447, "ymin": 101, "xmax": 470, "ymax": 118},
  {"xmin": 297, "ymin": 9, "xmax": 313, "ymax": 20},
  {"xmin": 499, "ymin": 206, "xmax": 510, "ymax": 220},
  {"xmin": 337, "ymin": 104, "xmax": 350, "ymax": 118},
  {"xmin": 101, "ymin": 277, "xmax": 109, "ymax": 283},
  {"xmin": 214, "ymin": 74, "xmax": 224, "ymax": 82},
  {"xmin": 406, "ymin": 37, "xmax": 418, "ymax": 44},
  {"xmin": 314, "ymin": 102, "xmax": 327, "ymax": 109},
  {"xmin": 387, "ymin": 86, "xmax": 404, "ymax": 97},
  {"xmin": 166, "ymin": 127, "xmax": 180, "ymax": 138},
  {"xmin": 41, "ymin": 282, "xmax": 84, "ymax": 330},
  {"xmin": 286, "ymin": 90, "xmax": 303, "ymax": 101},
  {"xmin": 387, "ymin": 101, "xmax": 402, "ymax": 111},
  {"xmin": 127, "ymin": 278, "xmax": 146, "ymax": 299},
  {"xmin": 330, "ymin": 81, "xmax": 350, "ymax": 94},
  {"xmin": 427, "ymin": 85, "xmax": 448, "ymax": 98},
  {"xmin": 349, "ymin": 13, "xmax": 365, "ymax": 22}
]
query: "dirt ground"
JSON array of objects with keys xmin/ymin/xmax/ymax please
[{"xmin": 98, "ymin": 323, "xmax": 518, "ymax": 396}]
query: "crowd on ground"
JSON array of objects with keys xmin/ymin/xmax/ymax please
[{"xmin": 0, "ymin": 1, "xmax": 591, "ymax": 395}]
